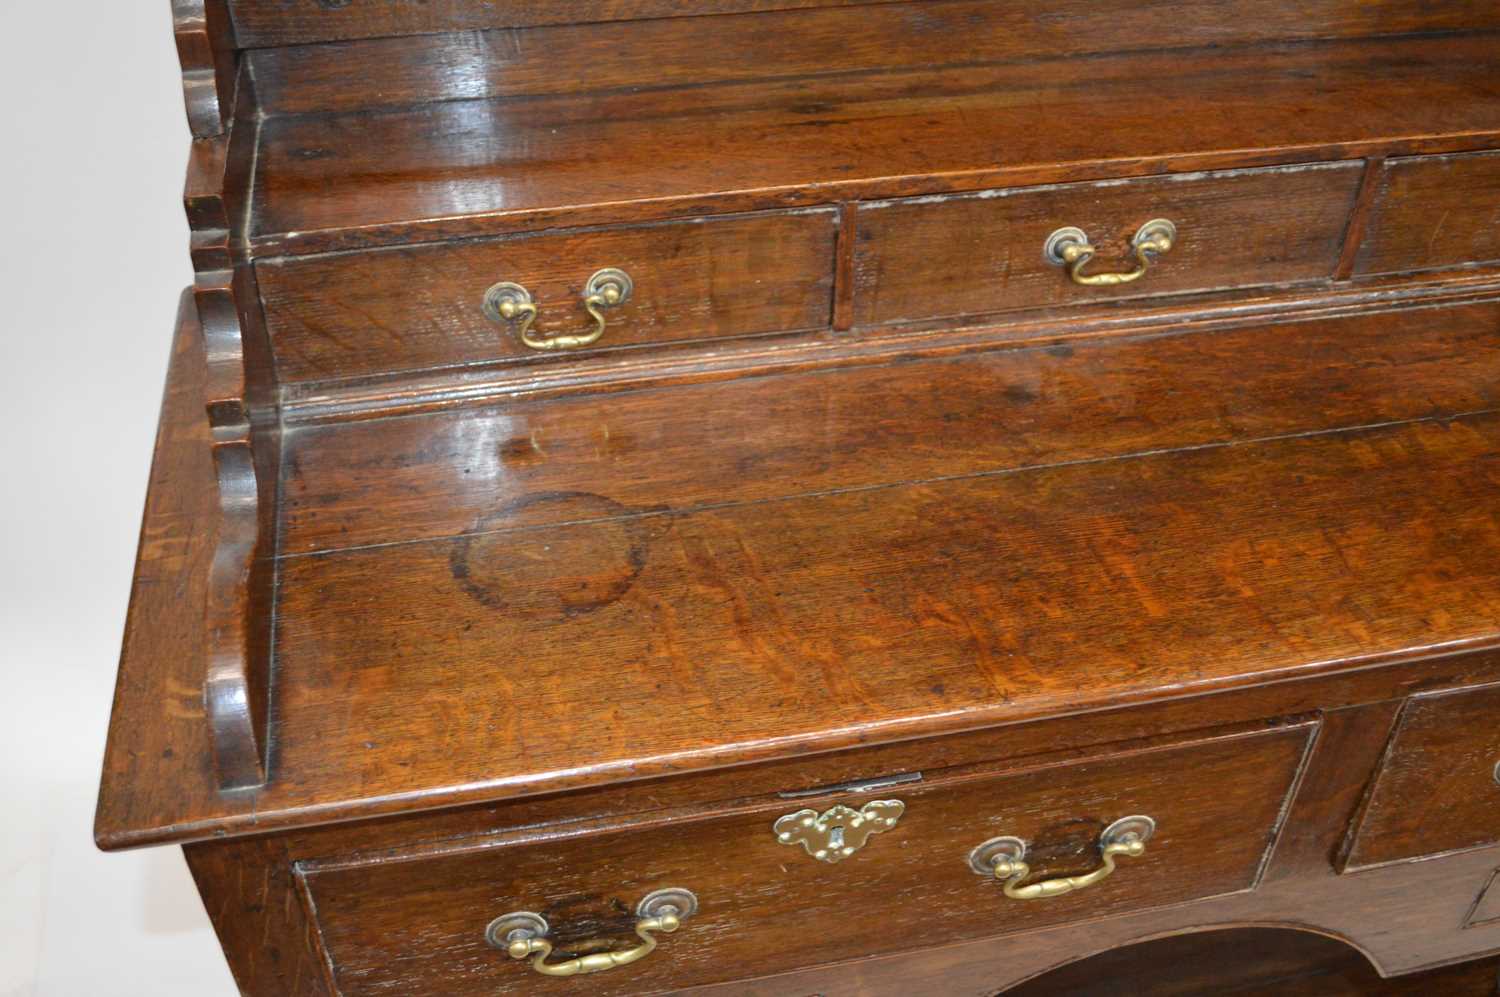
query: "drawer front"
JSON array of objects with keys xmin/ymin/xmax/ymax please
[
  {"xmin": 256, "ymin": 208, "xmax": 838, "ymax": 384},
  {"xmin": 1343, "ymin": 683, "xmax": 1500, "ymax": 870},
  {"xmin": 850, "ymin": 163, "xmax": 1362, "ymax": 327},
  {"xmin": 302, "ymin": 723, "xmax": 1313, "ymax": 995},
  {"xmin": 1354, "ymin": 150, "xmax": 1500, "ymax": 277}
]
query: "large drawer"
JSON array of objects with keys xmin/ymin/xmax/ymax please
[
  {"xmin": 1353, "ymin": 150, "xmax": 1500, "ymax": 277},
  {"xmin": 299, "ymin": 721, "xmax": 1314, "ymax": 995},
  {"xmin": 850, "ymin": 163, "xmax": 1362, "ymax": 327},
  {"xmin": 1342, "ymin": 683, "xmax": 1500, "ymax": 871},
  {"xmin": 255, "ymin": 208, "xmax": 839, "ymax": 385}
]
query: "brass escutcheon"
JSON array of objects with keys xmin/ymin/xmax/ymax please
[{"xmin": 774, "ymin": 800, "xmax": 905, "ymax": 862}]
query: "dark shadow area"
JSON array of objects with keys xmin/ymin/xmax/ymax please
[{"xmin": 1004, "ymin": 926, "xmax": 1500, "ymax": 996}]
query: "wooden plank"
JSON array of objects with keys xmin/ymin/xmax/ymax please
[
  {"xmin": 94, "ymin": 291, "xmax": 225, "ymax": 845},
  {"xmin": 265, "ymin": 409, "xmax": 1500, "ymax": 836},
  {"xmin": 245, "ymin": 1, "xmax": 1500, "ymax": 116},
  {"xmin": 247, "ymin": 34, "xmax": 1500, "ymax": 255},
  {"xmin": 229, "ymin": 0, "xmax": 875, "ymax": 46},
  {"xmin": 184, "ymin": 836, "xmax": 335, "ymax": 996},
  {"xmin": 279, "ymin": 300, "xmax": 1500, "ymax": 555},
  {"xmin": 1355, "ymin": 150, "xmax": 1500, "ymax": 277},
  {"xmin": 1342, "ymin": 682, "xmax": 1500, "ymax": 870},
  {"xmin": 1260, "ymin": 700, "xmax": 1403, "ymax": 884}
]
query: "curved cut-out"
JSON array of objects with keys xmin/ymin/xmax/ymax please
[
  {"xmin": 196, "ymin": 279, "xmax": 279, "ymax": 791},
  {"xmin": 1003, "ymin": 926, "xmax": 1384, "ymax": 995},
  {"xmin": 178, "ymin": 0, "xmax": 281, "ymax": 792},
  {"xmin": 172, "ymin": 0, "xmax": 236, "ymax": 138},
  {"xmin": 205, "ymin": 439, "xmax": 270, "ymax": 789}
]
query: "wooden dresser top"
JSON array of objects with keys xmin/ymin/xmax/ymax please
[{"xmin": 95, "ymin": 290, "xmax": 1500, "ymax": 849}]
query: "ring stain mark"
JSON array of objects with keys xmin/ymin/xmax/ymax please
[{"xmin": 450, "ymin": 491, "xmax": 668, "ymax": 618}]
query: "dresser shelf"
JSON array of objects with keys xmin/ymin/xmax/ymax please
[
  {"xmin": 96, "ymin": 293, "xmax": 1500, "ymax": 849},
  {"xmin": 244, "ymin": 32, "xmax": 1500, "ymax": 256}
]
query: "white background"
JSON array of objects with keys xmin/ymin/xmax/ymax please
[{"xmin": 1, "ymin": 4, "xmax": 238, "ymax": 994}]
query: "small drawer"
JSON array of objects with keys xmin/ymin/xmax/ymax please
[
  {"xmin": 1342, "ymin": 683, "xmax": 1500, "ymax": 871},
  {"xmin": 1353, "ymin": 150, "xmax": 1500, "ymax": 277},
  {"xmin": 255, "ymin": 208, "xmax": 838, "ymax": 385},
  {"xmin": 850, "ymin": 163, "xmax": 1362, "ymax": 327},
  {"xmin": 300, "ymin": 722, "xmax": 1312, "ymax": 995}
]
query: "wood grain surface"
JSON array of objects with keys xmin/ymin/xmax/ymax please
[
  {"xmin": 701, "ymin": 841, "xmax": 1500, "ymax": 994},
  {"xmin": 1467, "ymin": 869, "xmax": 1500, "ymax": 929},
  {"xmin": 247, "ymin": 35, "xmax": 1500, "ymax": 254},
  {"xmin": 226, "ymin": 0, "xmax": 1500, "ymax": 48},
  {"xmin": 244, "ymin": 1, "xmax": 1500, "ymax": 116},
  {"xmin": 257, "ymin": 209, "xmax": 838, "ymax": 385},
  {"xmin": 278, "ymin": 300, "xmax": 1500, "ymax": 554},
  {"xmin": 300, "ymin": 724, "xmax": 1312, "ymax": 994},
  {"xmin": 1355, "ymin": 150, "xmax": 1500, "ymax": 277},
  {"xmin": 228, "ymin": 0, "xmax": 878, "ymax": 45},
  {"xmin": 1259, "ymin": 701, "xmax": 1404, "ymax": 885},
  {"xmin": 1342, "ymin": 682, "xmax": 1500, "ymax": 870},
  {"xmin": 851, "ymin": 163, "xmax": 1361, "ymax": 326},
  {"xmin": 185, "ymin": 836, "xmax": 334, "ymax": 996},
  {"xmin": 263, "ymin": 407, "xmax": 1500, "ymax": 831},
  {"xmin": 97, "ymin": 298, "xmax": 1500, "ymax": 848},
  {"xmin": 182, "ymin": 696, "xmax": 1500, "ymax": 994}
]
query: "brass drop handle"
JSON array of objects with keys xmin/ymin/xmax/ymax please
[
  {"xmin": 969, "ymin": 815, "xmax": 1155, "ymax": 900},
  {"xmin": 486, "ymin": 888, "xmax": 696, "ymax": 978},
  {"xmin": 483, "ymin": 268, "xmax": 634, "ymax": 351},
  {"xmin": 1045, "ymin": 219, "xmax": 1177, "ymax": 287}
]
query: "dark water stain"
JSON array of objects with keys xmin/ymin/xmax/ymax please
[{"xmin": 449, "ymin": 491, "xmax": 668, "ymax": 618}]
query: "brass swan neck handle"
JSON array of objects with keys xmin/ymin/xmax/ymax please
[
  {"xmin": 487, "ymin": 888, "xmax": 697, "ymax": 978},
  {"xmin": 1045, "ymin": 220, "xmax": 1177, "ymax": 287},
  {"xmin": 483, "ymin": 268, "xmax": 633, "ymax": 351},
  {"xmin": 969, "ymin": 815, "xmax": 1156, "ymax": 900}
]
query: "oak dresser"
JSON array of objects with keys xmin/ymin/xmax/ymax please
[{"xmin": 98, "ymin": 2, "xmax": 1500, "ymax": 993}]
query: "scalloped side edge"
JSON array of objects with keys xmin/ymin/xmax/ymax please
[
  {"xmin": 172, "ymin": 0, "xmax": 237, "ymax": 139},
  {"xmin": 178, "ymin": 9, "xmax": 279, "ymax": 791},
  {"xmin": 197, "ymin": 275, "xmax": 278, "ymax": 791}
]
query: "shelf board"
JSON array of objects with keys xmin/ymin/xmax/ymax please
[
  {"xmin": 97, "ymin": 297, "xmax": 1500, "ymax": 848},
  {"xmin": 248, "ymin": 33, "xmax": 1500, "ymax": 256}
]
